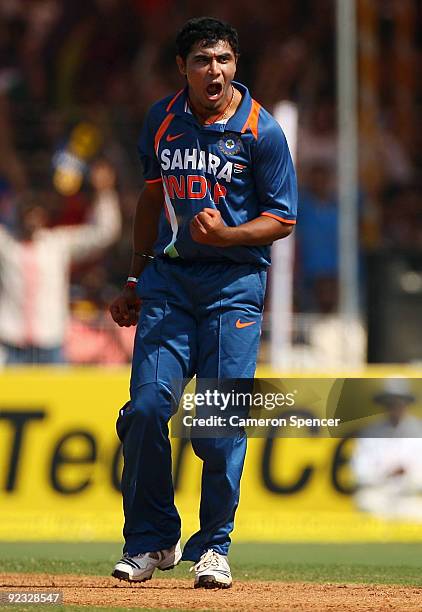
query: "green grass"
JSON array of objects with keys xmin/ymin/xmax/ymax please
[{"xmin": 0, "ymin": 542, "xmax": 421, "ymax": 586}]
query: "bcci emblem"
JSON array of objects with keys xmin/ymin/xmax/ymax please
[{"xmin": 218, "ymin": 133, "xmax": 242, "ymax": 156}]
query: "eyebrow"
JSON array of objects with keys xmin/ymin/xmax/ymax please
[{"xmin": 192, "ymin": 52, "xmax": 233, "ymax": 61}]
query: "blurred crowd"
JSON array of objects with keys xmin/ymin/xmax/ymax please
[{"xmin": 0, "ymin": 0, "xmax": 421, "ymax": 364}]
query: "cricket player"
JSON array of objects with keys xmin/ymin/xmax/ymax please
[{"xmin": 110, "ymin": 16, "xmax": 297, "ymax": 589}]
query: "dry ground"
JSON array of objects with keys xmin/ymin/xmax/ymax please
[{"xmin": 1, "ymin": 573, "xmax": 422, "ymax": 611}]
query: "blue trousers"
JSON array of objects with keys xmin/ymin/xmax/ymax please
[{"xmin": 116, "ymin": 258, "xmax": 266, "ymax": 561}]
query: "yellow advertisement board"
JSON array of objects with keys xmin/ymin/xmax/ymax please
[{"xmin": 1, "ymin": 368, "xmax": 422, "ymax": 542}]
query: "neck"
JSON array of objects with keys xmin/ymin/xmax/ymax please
[{"xmin": 20, "ymin": 229, "xmax": 35, "ymax": 241}]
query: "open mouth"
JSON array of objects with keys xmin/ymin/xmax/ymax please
[{"xmin": 206, "ymin": 82, "xmax": 223, "ymax": 99}]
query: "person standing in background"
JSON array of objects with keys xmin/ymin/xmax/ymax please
[
  {"xmin": 351, "ymin": 379, "xmax": 422, "ymax": 521},
  {"xmin": 0, "ymin": 160, "xmax": 121, "ymax": 365}
]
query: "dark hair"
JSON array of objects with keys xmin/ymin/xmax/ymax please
[{"xmin": 176, "ymin": 17, "xmax": 239, "ymax": 61}]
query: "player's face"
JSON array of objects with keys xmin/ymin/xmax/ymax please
[{"xmin": 177, "ymin": 40, "xmax": 237, "ymax": 114}]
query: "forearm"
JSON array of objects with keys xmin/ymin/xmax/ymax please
[
  {"xmin": 219, "ymin": 216, "xmax": 294, "ymax": 247},
  {"xmin": 128, "ymin": 184, "xmax": 163, "ymax": 277},
  {"xmin": 56, "ymin": 189, "xmax": 121, "ymax": 262}
]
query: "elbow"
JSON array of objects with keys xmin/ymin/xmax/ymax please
[
  {"xmin": 275, "ymin": 223, "xmax": 295, "ymax": 240},
  {"xmin": 103, "ymin": 211, "xmax": 122, "ymax": 247},
  {"xmin": 260, "ymin": 214, "xmax": 295, "ymax": 241},
  {"xmin": 105, "ymin": 210, "xmax": 122, "ymax": 246}
]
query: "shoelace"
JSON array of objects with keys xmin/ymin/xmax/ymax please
[
  {"xmin": 122, "ymin": 551, "xmax": 160, "ymax": 562},
  {"xmin": 189, "ymin": 549, "xmax": 221, "ymax": 573}
]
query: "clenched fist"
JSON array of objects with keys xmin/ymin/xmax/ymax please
[{"xmin": 189, "ymin": 208, "xmax": 230, "ymax": 246}]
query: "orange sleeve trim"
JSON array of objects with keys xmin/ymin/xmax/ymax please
[
  {"xmin": 241, "ymin": 100, "xmax": 261, "ymax": 140},
  {"xmin": 154, "ymin": 112, "xmax": 175, "ymax": 154},
  {"xmin": 166, "ymin": 89, "xmax": 184, "ymax": 112},
  {"xmin": 145, "ymin": 177, "xmax": 163, "ymax": 184},
  {"xmin": 261, "ymin": 212, "xmax": 296, "ymax": 224}
]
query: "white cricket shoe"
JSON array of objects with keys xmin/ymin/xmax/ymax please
[
  {"xmin": 112, "ymin": 540, "xmax": 182, "ymax": 582},
  {"xmin": 191, "ymin": 549, "xmax": 232, "ymax": 589}
]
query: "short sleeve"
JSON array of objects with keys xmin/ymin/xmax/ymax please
[
  {"xmin": 137, "ymin": 108, "xmax": 162, "ymax": 183},
  {"xmin": 253, "ymin": 119, "xmax": 298, "ymax": 224}
]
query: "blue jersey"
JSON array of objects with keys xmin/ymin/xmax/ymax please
[{"xmin": 138, "ymin": 82, "xmax": 297, "ymax": 266}]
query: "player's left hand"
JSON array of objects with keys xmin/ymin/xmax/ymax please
[{"xmin": 190, "ymin": 208, "xmax": 230, "ymax": 246}]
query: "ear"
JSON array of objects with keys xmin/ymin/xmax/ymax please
[{"xmin": 176, "ymin": 55, "xmax": 186, "ymax": 76}]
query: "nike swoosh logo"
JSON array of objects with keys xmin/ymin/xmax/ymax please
[
  {"xmin": 166, "ymin": 132, "xmax": 185, "ymax": 142},
  {"xmin": 236, "ymin": 319, "xmax": 256, "ymax": 329}
]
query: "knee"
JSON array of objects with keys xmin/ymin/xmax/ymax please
[
  {"xmin": 134, "ymin": 381, "xmax": 176, "ymax": 414},
  {"xmin": 191, "ymin": 437, "xmax": 219, "ymax": 462},
  {"xmin": 192, "ymin": 439, "xmax": 224, "ymax": 470},
  {"xmin": 191, "ymin": 435, "xmax": 246, "ymax": 469},
  {"xmin": 117, "ymin": 382, "xmax": 175, "ymax": 441}
]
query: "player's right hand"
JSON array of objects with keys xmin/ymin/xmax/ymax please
[{"xmin": 109, "ymin": 288, "xmax": 141, "ymax": 327}]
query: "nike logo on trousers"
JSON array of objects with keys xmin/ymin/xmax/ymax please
[{"xmin": 236, "ymin": 319, "xmax": 256, "ymax": 329}]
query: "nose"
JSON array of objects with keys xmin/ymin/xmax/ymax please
[{"xmin": 208, "ymin": 58, "xmax": 220, "ymax": 76}]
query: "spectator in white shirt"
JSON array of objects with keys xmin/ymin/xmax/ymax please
[
  {"xmin": 351, "ymin": 379, "xmax": 422, "ymax": 521},
  {"xmin": 0, "ymin": 161, "xmax": 121, "ymax": 365}
]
